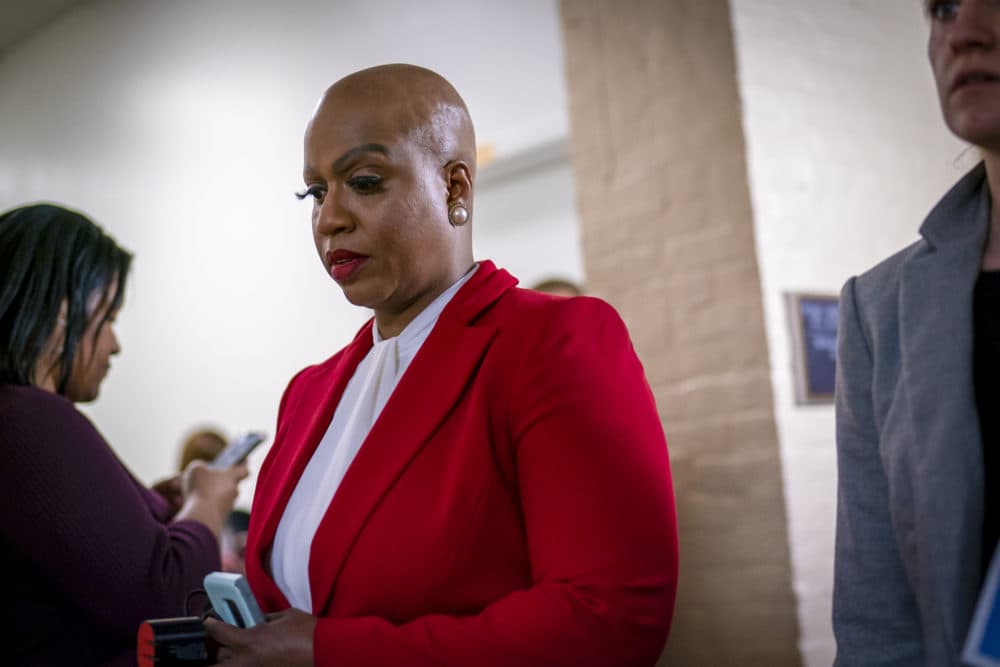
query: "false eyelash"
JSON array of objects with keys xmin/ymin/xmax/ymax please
[{"xmin": 294, "ymin": 185, "xmax": 324, "ymax": 200}]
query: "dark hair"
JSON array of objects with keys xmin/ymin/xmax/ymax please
[{"xmin": 0, "ymin": 204, "xmax": 132, "ymax": 392}]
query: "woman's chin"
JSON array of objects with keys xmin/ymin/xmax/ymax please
[
  {"xmin": 65, "ymin": 387, "xmax": 100, "ymax": 404},
  {"xmin": 340, "ymin": 286, "xmax": 377, "ymax": 310},
  {"xmin": 947, "ymin": 114, "xmax": 1000, "ymax": 154}
]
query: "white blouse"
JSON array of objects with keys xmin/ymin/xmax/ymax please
[{"xmin": 271, "ymin": 266, "xmax": 477, "ymax": 612}]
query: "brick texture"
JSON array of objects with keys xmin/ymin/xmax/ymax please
[{"xmin": 558, "ymin": 1, "xmax": 801, "ymax": 664}]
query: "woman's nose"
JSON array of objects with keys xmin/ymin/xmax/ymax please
[
  {"xmin": 313, "ymin": 190, "xmax": 354, "ymax": 236},
  {"xmin": 948, "ymin": 1, "xmax": 998, "ymax": 54}
]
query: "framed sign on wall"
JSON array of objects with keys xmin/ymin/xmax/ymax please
[{"xmin": 784, "ymin": 292, "xmax": 839, "ymax": 405}]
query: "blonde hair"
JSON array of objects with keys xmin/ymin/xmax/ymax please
[{"xmin": 178, "ymin": 429, "xmax": 227, "ymax": 471}]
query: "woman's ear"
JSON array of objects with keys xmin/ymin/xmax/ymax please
[{"xmin": 445, "ymin": 161, "xmax": 473, "ymax": 203}]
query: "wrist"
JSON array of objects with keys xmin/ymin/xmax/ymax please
[{"xmin": 173, "ymin": 496, "xmax": 226, "ymax": 538}]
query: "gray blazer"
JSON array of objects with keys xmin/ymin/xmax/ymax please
[{"xmin": 834, "ymin": 163, "xmax": 991, "ymax": 666}]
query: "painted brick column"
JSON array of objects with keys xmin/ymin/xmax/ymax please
[{"xmin": 558, "ymin": 1, "xmax": 801, "ymax": 664}]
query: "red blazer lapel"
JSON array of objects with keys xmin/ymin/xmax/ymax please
[
  {"xmin": 308, "ymin": 261, "xmax": 516, "ymax": 614},
  {"xmin": 248, "ymin": 324, "xmax": 374, "ymax": 608}
]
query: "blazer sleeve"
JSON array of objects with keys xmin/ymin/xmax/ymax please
[
  {"xmin": 310, "ymin": 297, "xmax": 678, "ymax": 667},
  {"xmin": 832, "ymin": 277, "xmax": 924, "ymax": 666},
  {"xmin": 0, "ymin": 392, "xmax": 220, "ymax": 643}
]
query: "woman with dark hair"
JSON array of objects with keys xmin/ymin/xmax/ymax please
[
  {"xmin": 834, "ymin": 3, "xmax": 1000, "ymax": 665},
  {"xmin": 0, "ymin": 203, "xmax": 247, "ymax": 666}
]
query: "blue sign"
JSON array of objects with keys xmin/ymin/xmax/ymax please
[{"xmin": 798, "ymin": 296, "xmax": 838, "ymax": 398}]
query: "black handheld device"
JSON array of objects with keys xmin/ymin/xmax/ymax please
[{"xmin": 137, "ymin": 616, "xmax": 211, "ymax": 666}]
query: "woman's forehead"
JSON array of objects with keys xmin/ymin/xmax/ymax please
[
  {"xmin": 307, "ymin": 112, "xmax": 403, "ymax": 150},
  {"xmin": 308, "ymin": 95, "xmax": 427, "ymax": 145},
  {"xmin": 303, "ymin": 110, "xmax": 436, "ymax": 173}
]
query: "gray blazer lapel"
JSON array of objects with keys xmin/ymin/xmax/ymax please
[{"xmin": 898, "ymin": 163, "xmax": 989, "ymax": 654}]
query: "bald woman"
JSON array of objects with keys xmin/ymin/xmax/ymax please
[{"xmin": 206, "ymin": 64, "xmax": 678, "ymax": 667}]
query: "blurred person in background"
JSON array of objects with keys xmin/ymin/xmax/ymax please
[
  {"xmin": 529, "ymin": 277, "xmax": 583, "ymax": 297},
  {"xmin": 221, "ymin": 509, "xmax": 250, "ymax": 575},
  {"xmin": 834, "ymin": 3, "xmax": 1000, "ymax": 665},
  {"xmin": 146, "ymin": 428, "xmax": 230, "ymax": 510},
  {"xmin": 0, "ymin": 203, "xmax": 248, "ymax": 666},
  {"xmin": 174, "ymin": 428, "xmax": 252, "ymax": 576},
  {"xmin": 179, "ymin": 428, "xmax": 228, "ymax": 472}
]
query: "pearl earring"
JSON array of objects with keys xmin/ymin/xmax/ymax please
[{"xmin": 448, "ymin": 202, "xmax": 469, "ymax": 226}]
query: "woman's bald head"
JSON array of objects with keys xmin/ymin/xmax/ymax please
[
  {"xmin": 301, "ymin": 64, "xmax": 477, "ymax": 339},
  {"xmin": 310, "ymin": 64, "xmax": 476, "ymax": 175}
]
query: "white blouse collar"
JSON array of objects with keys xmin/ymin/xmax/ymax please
[{"xmin": 372, "ymin": 263, "xmax": 479, "ymax": 358}]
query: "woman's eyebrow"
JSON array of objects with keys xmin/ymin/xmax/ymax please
[{"xmin": 332, "ymin": 143, "xmax": 391, "ymax": 172}]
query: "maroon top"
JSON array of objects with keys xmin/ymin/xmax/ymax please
[{"xmin": 0, "ymin": 384, "xmax": 220, "ymax": 666}]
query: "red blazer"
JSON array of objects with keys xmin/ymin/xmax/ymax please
[{"xmin": 246, "ymin": 261, "xmax": 678, "ymax": 666}]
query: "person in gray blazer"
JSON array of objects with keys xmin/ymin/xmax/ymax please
[{"xmin": 834, "ymin": 3, "xmax": 1000, "ymax": 665}]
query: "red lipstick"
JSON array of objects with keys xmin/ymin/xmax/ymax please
[{"xmin": 326, "ymin": 249, "xmax": 368, "ymax": 282}]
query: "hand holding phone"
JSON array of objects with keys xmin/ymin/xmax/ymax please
[
  {"xmin": 209, "ymin": 431, "xmax": 267, "ymax": 469},
  {"xmin": 204, "ymin": 572, "xmax": 265, "ymax": 628}
]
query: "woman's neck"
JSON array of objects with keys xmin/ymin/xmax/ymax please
[
  {"xmin": 32, "ymin": 367, "xmax": 58, "ymax": 394},
  {"xmin": 373, "ymin": 260, "xmax": 475, "ymax": 339},
  {"xmin": 982, "ymin": 151, "xmax": 1000, "ymax": 270}
]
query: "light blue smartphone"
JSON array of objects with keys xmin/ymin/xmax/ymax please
[
  {"xmin": 209, "ymin": 432, "xmax": 267, "ymax": 469},
  {"xmin": 204, "ymin": 572, "xmax": 265, "ymax": 628}
]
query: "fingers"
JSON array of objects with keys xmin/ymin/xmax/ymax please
[
  {"xmin": 157, "ymin": 473, "xmax": 183, "ymax": 487},
  {"xmin": 205, "ymin": 617, "xmax": 262, "ymax": 666},
  {"xmin": 204, "ymin": 617, "xmax": 241, "ymax": 645},
  {"xmin": 232, "ymin": 463, "xmax": 250, "ymax": 480},
  {"xmin": 206, "ymin": 611, "xmax": 315, "ymax": 667},
  {"xmin": 152, "ymin": 474, "xmax": 181, "ymax": 492}
]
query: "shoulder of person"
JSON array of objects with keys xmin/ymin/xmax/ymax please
[
  {"xmin": 0, "ymin": 383, "xmax": 83, "ymax": 427},
  {"xmin": 492, "ymin": 289, "xmax": 631, "ymax": 360},
  {"xmin": 848, "ymin": 238, "xmax": 926, "ymax": 313},
  {"xmin": 0, "ymin": 385, "xmax": 107, "ymax": 469},
  {"xmin": 284, "ymin": 318, "xmax": 373, "ymax": 392},
  {"xmin": 501, "ymin": 287, "xmax": 623, "ymax": 328},
  {"xmin": 286, "ymin": 350, "xmax": 349, "ymax": 393}
]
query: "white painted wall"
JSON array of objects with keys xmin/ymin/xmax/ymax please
[
  {"xmin": 0, "ymin": 0, "xmax": 581, "ymax": 505},
  {"xmin": 730, "ymin": 1, "xmax": 970, "ymax": 664},
  {"xmin": 475, "ymin": 147, "xmax": 584, "ymax": 290}
]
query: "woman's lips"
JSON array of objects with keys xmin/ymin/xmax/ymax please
[
  {"xmin": 951, "ymin": 69, "xmax": 1000, "ymax": 95},
  {"xmin": 326, "ymin": 249, "xmax": 369, "ymax": 282}
]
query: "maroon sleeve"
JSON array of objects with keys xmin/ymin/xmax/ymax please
[
  {"xmin": 0, "ymin": 388, "xmax": 220, "ymax": 642},
  {"xmin": 310, "ymin": 297, "xmax": 678, "ymax": 666}
]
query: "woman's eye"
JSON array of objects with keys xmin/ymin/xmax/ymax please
[
  {"xmin": 347, "ymin": 175, "xmax": 382, "ymax": 194},
  {"xmin": 295, "ymin": 185, "xmax": 326, "ymax": 202},
  {"xmin": 927, "ymin": 0, "xmax": 960, "ymax": 20}
]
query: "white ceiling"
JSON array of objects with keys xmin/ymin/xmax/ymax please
[{"xmin": 0, "ymin": 0, "xmax": 91, "ymax": 58}]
